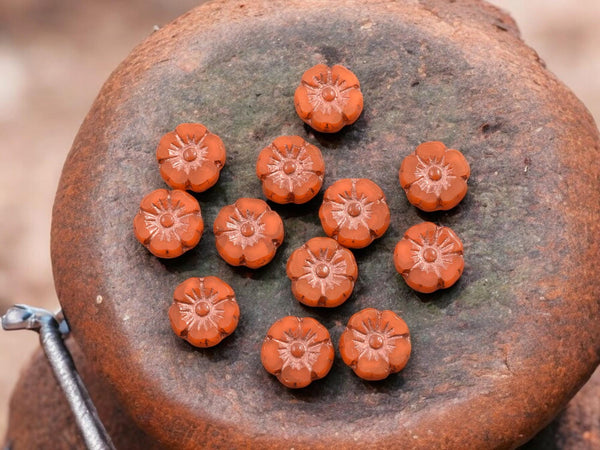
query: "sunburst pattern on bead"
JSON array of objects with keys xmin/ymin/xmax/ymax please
[
  {"xmin": 413, "ymin": 155, "xmax": 455, "ymax": 197},
  {"xmin": 297, "ymin": 247, "xmax": 348, "ymax": 296},
  {"xmin": 408, "ymin": 226, "xmax": 459, "ymax": 277},
  {"xmin": 174, "ymin": 279, "xmax": 226, "ymax": 332},
  {"xmin": 142, "ymin": 196, "xmax": 195, "ymax": 242},
  {"xmin": 330, "ymin": 179, "xmax": 374, "ymax": 230},
  {"xmin": 265, "ymin": 143, "xmax": 316, "ymax": 191},
  {"xmin": 351, "ymin": 317, "xmax": 407, "ymax": 363},
  {"xmin": 304, "ymin": 68, "xmax": 352, "ymax": 115},
  {"xmin": 274, "ymin": 326, "xmax": 323, "ymax": 371},
  {"xmin": 223, "ymin": 207, "xmax": 266, "ymax": 249},
  {"xmin": 162, "ymin": 129, "xmax": 209, "ymax": 175}
]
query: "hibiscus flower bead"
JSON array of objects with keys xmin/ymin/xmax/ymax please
[
  {"xmin": 255, "ymin": 135, "xmax": 325, "ymax": 204},
  {"xmin": 393, "ymin": 222, "xmax": 464, "ymax": 293},
  {"xmin": 156, "ymin": 123, "xmax": 226, "ymax": 192},
  {"xmin": 399, "ymin": 141, "xmax": 470, "ymax": 211},
  {"xmin": 319, "ymin": 178, "xmax": 390, "ymax": 249},
  {"xmin": 133, "ymin": 188, "xmax": 204, "ymax": 258},
  {"xmin": 294, "ymin": 64, "xmax": 363, "ymax": 133},
  {"xmin": 213, "ymin": 198, "xmax": 284, "ymax": 269},
  {"xmin": 339, "ymin": 308, "xmax": 411, "ymax": 381},
  {"xmin": 286, "ymin": 237, "xmax": 358, "ymax": 307},
  {"xmin": 261, "ymin": 316, "xmax": 334, "ymax": 388},
  {"xmin": 169, "ymin": 276, "xmax": 240, "ymax": 348}
]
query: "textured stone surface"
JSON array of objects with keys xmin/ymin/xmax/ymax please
[{"xmin": 48, "ymin": 0, "xmax": 600, "ymax": 448}]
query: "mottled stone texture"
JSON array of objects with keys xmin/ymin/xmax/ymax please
[{"xmin": 44, "ymin": 0, "xmax": 600, "ymax": 448}]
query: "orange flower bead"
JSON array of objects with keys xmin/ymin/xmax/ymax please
[
  {"xmin": 256, "ymin": 136, "xmax": 325, "ymax": 204},
  {"xmin": 156, "ymin": 123, "xmax": 226, "ymax": 192},
  {"xmin": 213, "ymin": 198, "xmax": 284, "ymax": 269},
  {"xmin": 261, "ymin": 316, "xmax": 334, "ymax": 388},
  {"xmin": 133, "ymin": 189, "xmax": 204, "ymax": 258},
  {"xmin": 319, "ymin": 178, "xmax": 390, "ymax": 249},
  {"xmin": 294, "ymin": 64, "xmax": 363, "ymax": 133},
  {"xmin": 399, "ymin": 141, "xmax": 470, "ymax": 211},
  {"xmin": 393, "ymin": 222, "xmax": 464, "ymax": 293},
  {"xmin": 169, "ymin": 276, "xmax": 239, "ymax": 348},
  {"xmin": 339, "ymin": 308, "xmax": 411, "ymax": 381},
  {"xmin": 286, "ymin": 237, "xmax": 358, "ymax": 307}
]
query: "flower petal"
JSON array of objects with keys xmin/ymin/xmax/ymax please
[
  {"xmin": 405, "ymin": 267, "xmax": 440, "ymax": 293},
  {"xmin": 380, "ymin": 310, "xmax": 410, "ymax": 336},
  {"xmin": 323, "ymin": 277, "xmax": 355, "ymax": 307},
  {"xmin": 213, "ymin": 205, "xmax": 237, "ymax": 235},
  {"xmin": 149, "ymin": 235, "xmax": 183, "ymax": 258},
  {"xmin": 301, "ymin": 64, "xmax": 328, "ymax": 87},
  {"xmin": 160, "ymin": 162, "xmax": 189, "ymax": 190},
  {"xmin": 267, "ymin": 316, "xmax": 301, "ymax": 341},
  {"xmin": 133, "ymin": 213, "xmax": 152, "ymax": 244},
  {"xmin": 170, "ymin": 190, "xmax": 200, "ymax": 214},
  {"xmin": 286, "ymin": 246, "xmax": 311, "ymax": 280},
  {"xmin": 310, "ymin": 109, "xmax": 344, "ymax": 133},
  {"xmin": 291, "ymin": 278, "xmax": 323, "ymax": 306},
  {"xmin": 290, "ymin": 177, "xmax": 321, "ymax": 204},
  {"xmin": 439, "ymin": 255, "xmax": 464, "ymax": 289},
  {"xmin": 261, "ymin": 178, "xmax": 292, "ymax": 204},
  {"xmin": 445, "ymin": 149, "xmax": 470, "ymax": 179},
  {"xmin": 243, "ymin": 240, "xmax": 276, "ymax": 269},
  {"xmin": 366, "ymin": 201, "xmax": 390, "ymax": 238},
  {"xmin": 341, "ymin": 88, "xmax": 363, "ymax": 124},
  {"xmin": 303, "ymin": 145, "xmax": 325, "ymax": 174},
  {"xmin": 261, "ymin": 338, "xmax": 284, "ymax": 374},
  {"xmin": 355, "ymin": 356, "xmax": 390, "ymax": 381},
  {"xmin": 235, "ymin": 198, "xmax": 268, "ymax": 216},
  {"xmin": 168, "ymin": 304, "xmax": 189, "ymax": 336},
  {"xmin": 336, "ymin": 223, "xmax": 372, "ymax": 249},
  {"xmin": 437, "ymin": 226, "xmax": 463, "ymax": 252},
  {"xmin": 261, "ymin": 211, "xmax": 284, "ymax": 242},
  {"xmin": 319, "ymin": 201, "xmax": 341, "ymax": 237},
  {"xmin": 347, "ymin": 308, "xmax": 379, "ymax": 333},
  {"xmin": 156, "ymin": 131, "xmax": 177, "ymax": 161},
  {"xmin": 406, "ymin": 183, "xmax": 439, "ymax": 212},
  {"xmin": 139, "ymin": 189, "xmax": 169, "ymax": 213},
  {"xmin": 294, "ymin": 86, "xmax": 313, "ymax": 120},
  {"xmin": 311, "ymin": 341, "xmax": 334, "ymax": 379},
  {"xmin": 189, "ymin": 163, "xmax": 220, "ymax": 192},
  {"xmin": 215, "ymin": 236, "xmax": 244, "ymax": 266},
  {"xmin": 202, "ymin": 133, "xmax": 226, "ymax": 165},
  {"xmin": 394, "ymin": 239, "xmax": 416, "ymax": 274},
  {"xmin": 415, "ymin": 141, "xmax": 446, "ymax": 162},
  {"xmin": 174, "ymin": 123, "xmax": 208, "ymax": 143},
  {"xmin": 300, "ymin": 317, "xmax": 330, "ymax": 342},
  {"xmin": 439, "ymin": 178, "xmax": 468, "ymax": 210},
  {"xmin": 217, "ymin": 299, "xmax": 240, "ymax": 335},
  {"xmin": 354, "ymin": 178, "xmax": 385, "ymax": 203},
  {"xmin": 174, "ymin": 278, "xmax": 200, "ymax": 303},
  {"xmin": 404, "ymin": 222, "xmax": 437, "ymax": 243},
  {"xmin": 339, "ymin": 329, "xmax": 359, "ymax": 366},
  {"xmin": 178, "ymin": 215, "xmax": 203, "ymax": 248},
  {"xmin": 399, "ymin": 154, "xmax": 421, "ymax": 188},
  {"xmin": 388, "ymin": 338, "xmax": 411, "ymax": 373},
  {"xmin": 279, "ymin": 365, "xmax": 312, "ymax": 388},
  {"xmin": 332, "ymin": 65, "xmax": 360, "ymax": 88},
  {"xmin": 202, "ymin": 276, "xmax": 235, "ymax": 299},
  {"xmin": 187, "ymin": 321, "xmax": 220, "ymax": 347}
]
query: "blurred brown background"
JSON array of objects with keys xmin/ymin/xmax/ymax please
[{"xmin": 0, "ymin": 0, "xmax": 599, "ymax": 441}]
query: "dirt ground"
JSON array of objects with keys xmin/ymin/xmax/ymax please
[{"xmin": 1, "ymin": 0, "xmax": 599, "ymax": 443}]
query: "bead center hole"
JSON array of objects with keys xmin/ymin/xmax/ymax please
[
  {"xmin": 423, "ymin": 247, "xmax": 438, "ymax": 263},
  {"xmin": 369, "ymin": 334, "xmax": 384, "ymax": 350},
  {"xmin": 428, "ymin": 166, "xmax": 443, "ymax": 181},
  {"xmin": 347, "ymin": 202, "xmax": 362, "ymax": 217},
  {"xmin": 321, "ymin": 86, "xmax": 337, "ymax": 102},
  {"xmin": 160, "ymin": 213, "xmax": 175, "ymax": 228},
  {"xmin": 283, "ymin": 161, "xmax": 297, "ymax": 175},
  {"xmin": 240, "ymin": 222, "xmax": 255, "ymax": 237},
  {"xmin": 182, "ymin": 147, "xmax": 198, "ymax": 162},
  {"xmin": 195, "ymin": 302, "xmax": 211, "ymax": 317},
  {"xmin": 290, "ymin": 342, "xmax": 306, "ymax": 358},
  {"xmin": 315, "ymin": 263, "xmax": 330, "ymax": 278}
]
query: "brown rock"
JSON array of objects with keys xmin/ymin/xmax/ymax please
[{"xmin": 49, "ymin": 0, "xmax": 600, "ymax": 448}]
